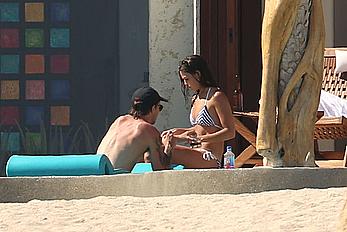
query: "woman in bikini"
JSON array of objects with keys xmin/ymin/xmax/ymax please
[{"xmin": 162, "ymin": 55, "xmax": 235, "ymax": 168}]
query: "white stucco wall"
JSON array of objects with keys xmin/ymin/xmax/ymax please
[{"xmin": 149, "ymin": 0, "xmax": 195, "ymax": 130}]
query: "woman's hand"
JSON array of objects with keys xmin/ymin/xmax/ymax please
[
  {"xmin": 175, "ymin": 130, "xmax": 202, "ymax": 147},
  {"xmin": 161, "ymin": 129, "xmax": 175, "ymax": 137},
  {"xmin": 161, "ymin": 127, "xmax": 201, "ymax": 146},
  {"xmin": 161, "ymin": 128, "xmax": 192, "ymax": 137}
]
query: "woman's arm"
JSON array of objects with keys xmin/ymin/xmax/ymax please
[
  {"xmin": 161, "ymin": 127, "xmax": 194, "ymax": 137},
  {"xmin": 162, "ymin": 127, "xmax": 198, "ymax": 144},
  {"xmin": 198, "ymin": 91, "xmax": 235, "ymax": 143}
]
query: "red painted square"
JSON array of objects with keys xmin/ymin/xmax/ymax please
[
  {"xmin": 0, "ymin": 29, "xmax": 19, "ymax": 48},
  {"xmin": 0, "ymin": 106, "xmax": 20, "ymax": 125},
  {"xmin": 26, "ymin": 80, "xmax": 45, "ymax": 100},
  {"xmin": 50, "ymin": 55, "xmax": 69, "ymax": 74}
]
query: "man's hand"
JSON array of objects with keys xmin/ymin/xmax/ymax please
[{"xmin": 162, "ymin": 130, "xmax": 175, "ymax": 154}]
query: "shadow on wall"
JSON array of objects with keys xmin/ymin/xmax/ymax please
[{"xmin": 0, "ymin": 151, "xmax": 11, "ymax": 176}]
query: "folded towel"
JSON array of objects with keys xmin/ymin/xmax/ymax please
[
  {"xmin": 131, "ymin": 163, "xmax": 184, "ymax": 174},
  {"xmin": 6, "ymin": 154, "xmax": 122, "ymax": 177}
]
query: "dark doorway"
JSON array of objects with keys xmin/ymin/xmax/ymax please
[
  {"xmin": 200, "ymin": 0, "xmax": 262, "ymax": 110},
  {"xmin": 239, "ymin": 0, "xmax": 262, "ymax": 112},
  {"xmin": 200, "ymin": 0, "xmax": 262, "ymax": 154}
]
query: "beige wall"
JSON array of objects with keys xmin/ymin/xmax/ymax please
[
  {"xmin": 334, "ymin": 0, "xmax": 347, "ymax": 46},
  {"xmin": 262, "ymin": 0, "xmax": 334, "ymax": 47},
  {"xmin": 322, "ymin": 0, "xmax": 334, "ymax": 47},
  {"xmin": 316, "ymin": 0, "xmax": 347, "ymax": 47},
  {"xmin": 149, "ymin": 0, "xmax": 196, "ymax": 130}
]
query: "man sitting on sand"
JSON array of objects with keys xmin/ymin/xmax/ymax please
[{"xmin": 97, "ymin": 87, "xmax": 174, "ymax": 171}]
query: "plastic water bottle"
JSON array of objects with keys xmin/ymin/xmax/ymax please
[{"xmin": 223, "ymin": 146, "xmax": 235, "ymax": 169}]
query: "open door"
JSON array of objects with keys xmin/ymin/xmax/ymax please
[
  {"xmin": 200, "ymin": 0, "xmax": 239, "ymax": 104},
  {"xmin": 200, "ymin": 0, "xmax": 262, "ymax": 157}
]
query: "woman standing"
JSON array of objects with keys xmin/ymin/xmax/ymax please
[{"xmin": 162, "ymin": 55, "xmax": 235, "ymax": 168}]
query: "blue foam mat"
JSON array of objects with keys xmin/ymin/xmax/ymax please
[
  {"xmin": 6, "ymin": 154, "xmax": 184, "ymax": 177},
  {"xmin": 131, "ymin": 163, "xmax": 184, "ymax": 174},
  {"xmin": 6, "ymin": 154, "xmax": 120, "ymax": 177}
]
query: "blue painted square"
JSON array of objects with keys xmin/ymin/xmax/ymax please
[
  {"xmin": 50, "ymin": 80, "xmax": 70, "ymax": 100},
  {"xmin": 0, "ymin": 132, "xmax": 20, "ymax": 152},
  {"xmin": 50, "ymin": 28, "xmax": 70, "ymax": 48},
  {"xmin": 51, "ymin": 2, "xmax": 69, "ymax": 22},
  {"xmin": 1, "ymin": 55, "xmax": 19, "ymax": 73},
  {"xmin": 0, "ymin": 3, "xmax": 19, "ymax": 22},
  {"xmin": 25, "ymin": 106, "xmax": 44, "ymax": 126}
]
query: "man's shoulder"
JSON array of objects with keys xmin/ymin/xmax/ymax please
[
  {"xmin": 136, "ymin": 121, "xmax": 159, "ymax": 134},
  {"xmin": 117, "ymin": 115, "xmax": 159, "ymax": 136},
  {"xmin": 117, "ymin": 114, "xmax": 132, "ymax": 121}
]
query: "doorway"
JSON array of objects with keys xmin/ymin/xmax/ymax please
[{"xmin": 200, "ymin": 0, "xmax": 262, "ymax": 154}]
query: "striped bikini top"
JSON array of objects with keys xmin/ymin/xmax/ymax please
[{"xmin": 190, "ymin": 88, "xmax": 223, "ymax": 129}]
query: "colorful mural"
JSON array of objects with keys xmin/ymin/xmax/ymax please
[{"xmin": 0, "ymin": 1, "xmax": 70, "ymax": 152}]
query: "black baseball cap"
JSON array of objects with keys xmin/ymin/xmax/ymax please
[{"xmin": 131, "ymin": 87, "xmax": 168, "ymax": 107}]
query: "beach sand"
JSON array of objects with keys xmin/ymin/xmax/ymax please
[{"xmin": 0, "ymin": 187, "xmax": 346, "ymax": 232}]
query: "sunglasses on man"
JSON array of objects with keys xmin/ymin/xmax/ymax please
[{"xmin": 158, "ymin": 104, "xmax": 163, "ymax": 111}]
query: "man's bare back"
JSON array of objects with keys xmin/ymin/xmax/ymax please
[
  {"xmin": 97, "ymin": 115, "xmax": 159, "ymax": 171},
  {"xmin": 97, "ymin": 115, "xmax": 167, "ymax": 171},
  {"xmin": 97, "ymin": 86, "xmax": 172, "ymax": 171}
]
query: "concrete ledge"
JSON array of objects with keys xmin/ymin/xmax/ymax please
[{"xmin": 1, "ymin": 168, "xmax": 347, "ymax": 203}]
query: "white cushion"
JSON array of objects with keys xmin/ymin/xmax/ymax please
[
  {"xmin": 318, "ymin": 90, "xmax": 347, "ymax": 117},
  {"xmin": 335, "ymin": 50, "xmax": 347, "ymax": 74}
]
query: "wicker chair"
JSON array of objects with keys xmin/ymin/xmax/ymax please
[{"xmin": 314, "ymin": 48, "xmax": 347, "ymax": 167}]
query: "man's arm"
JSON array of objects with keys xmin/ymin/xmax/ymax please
[{"xmin": 148, "ymin": 130, "xmax": 174, "ymax": 170}]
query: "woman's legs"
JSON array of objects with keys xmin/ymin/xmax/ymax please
[{"xmin": 171, "ymin": 145, "xmax": 220, "ymax": 168}]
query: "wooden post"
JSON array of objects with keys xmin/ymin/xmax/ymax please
[{"xmin": 256, "ymin": 0, "xmax": 325, "ymax": 166}]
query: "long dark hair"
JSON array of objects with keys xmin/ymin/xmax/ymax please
[{"xmin": 178, "ymin": 55, "xmax": 218, "ymax": 105}]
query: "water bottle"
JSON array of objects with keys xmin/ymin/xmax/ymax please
[{"xmin": 223, "ymin": 146, "xmax": 235, "ymax": 169}]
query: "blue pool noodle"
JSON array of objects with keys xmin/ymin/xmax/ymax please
[{"xmin": 6, "ymin": 154, "xmax": 118, "ymax": 177}]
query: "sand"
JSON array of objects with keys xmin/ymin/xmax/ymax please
[{"xmin": 0, "ymin": 187, "xmax": 346, "ymax": 232}]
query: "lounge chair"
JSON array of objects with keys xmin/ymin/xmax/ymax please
[
  {"xmin": 234, "ymin": 48, "xmax": 347, "ymax": 167},
  {"xmin": 314, "ymin": 48, "xmax": 347, "ymax": 167}
]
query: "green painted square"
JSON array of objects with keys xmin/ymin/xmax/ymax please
[
  {"xmin": 25, "ymin": 29, "xmax": 44, "ymax": 48},
  {"xmin": 25, "ymin": 132, "xmax": 42, "ymax": 154},
  {"xmin": 1, "ymin": 55, "xmax": 19, "ymax": 74},
  {"xmin": 50, "ymin": 28, "xmax": 70, "ymax": 48},
  {"xmin": 1, "ymin": 132, "xmax": 20, "ymax": 152},
  {"xmin": 0, "ymin": 3, "xmax": 19, "ymax": 22}
]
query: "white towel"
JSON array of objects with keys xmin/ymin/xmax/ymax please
[{"xmin": 318, "ymin": 90, "xmax": 347, "ymax": 117}]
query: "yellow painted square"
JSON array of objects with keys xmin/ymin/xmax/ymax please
[
  {"xmin": 0, "ymin": 80, "xmax": 19, "ymax": 100},
  {"xmin": 25, "ymin": 3, "xmax": 44, "ymax": 22}
]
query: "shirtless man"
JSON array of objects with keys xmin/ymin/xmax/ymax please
[{"xmin": 97, "ymin": 87, "xmax": 173, "ymax": 171}]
